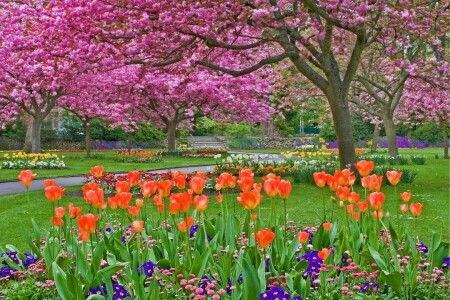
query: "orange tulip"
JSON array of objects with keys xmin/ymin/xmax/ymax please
[
  {"xmin": 131, "ymin": 220, "xmax": 144, "ymax": 233},
  {"xmin": 127, "ymin": 171, "xmax": 141, "ymax": 186},
  {"xmin": 277, "ymin": 180, "xmax": 292, "ymax": 199},
  {"xmin": 326, "ymin": 175, "xmax": 338, "ymax": 191},
  {"xmin": 238, "ymin": 176, "xmax": 254, "ymax": 192},
  {"xmin": 318, "ymin": 248, "xmax": 332, "ymax": 260},
  {"xmin": 238, "ymin": 189, "xmax": 262, "ymax": 210},
  {"xmin": 156, "ymin": 204, "xmax": 164, "ymax": 212},
  {"xmin": 54, "ymin": 207, "xmax": 65, "ymax": 218},
  {"xmin": 136, "ymin": 198, "xmax": 144, "ymax": 208},
  {"xmin": 348, "ymin": 175, "xmax": 356, "ymax": 186},
  {"xmin": 362, "ymin": 174, "xmax": 383, "ymax": 192},
  {"xmin": 193, "ymin": 195, "xmax": 209, "ymax": 212},
  {"xmin": 90, "ymin": 166, "xmax": 104, "ymax": 179},
  {"xmin": 115, "ymin": 180, "xmax": 131, "ymax": 193},
  {"xmin": 313, "ymin": 172, "xmax": 328, "ymax": 188},
  {"xmin": 82, "ymin": 182, "xmax": 99, "ymax": 197},
  {"xmin": 334, "ymin": 169, "xmax": 353, "ymax": 187},
  {"xmin": 68, "ymin": 202, "xmax": 82, "ymax": 219},
  {"xmin": 158, "ymin": 180, "xmax": 173, "ymax": 197},
  {"xmin": 194, "ymin": 172, "xmax": 208, "ymax": 180},
  {"xmin": 170, "ymin": 192, "xmax": 192, "ymax": 214},
  {"xmin": 79, "ymin": 230, "xmax": 90, "ymax": 242},
  {"xmin": 250, "ymin": 212, "xmax": 258, "ymax": 221},
  {"xmin": 352, "ymin": 212, "xmax": 361, "ymax": 222},
  {"xmin": 410, "ymin": 203, "xmax": 423, "ymax": 217},
  {"xmin": 386, "ymin": 171, "xmax": 402, "ymax": 186},
  {"xmin": 357, "ymin": 201, "xmax": 369, "ymax": 213},
  {"xmin": 256, "ymin": 229, "xmax": 275, "ymax": 249},
  {"xmin": 115, "ymin": 192, "xmax": 132, "ymax": 209},
  {"xmin": 108, "ymin": 196, "xmax": 118, "ymax": 210},
  {"xmin": 354, "ymin": 160, "xmax": 374, "ymax": 177},
  {"xmin": 323, "ymin": 222, "xmax": 332, "ymax": 231},
  {"xmin": 189, "ymin": 176, "xmax": 206, "ymax": 195},
  {"xmin": 399, "ymin": 204, "xmax": 408, "ymax": 213},
  {"xmin": 51, "ymin": 216, "xmax": 63, "ymax": 227},
  {"xmin": 348, "ymin": 191, "xmax": 360, "ymax": 204},
  {"xmin": 253, "ymin": 183, "xmax": 262, "ymax": 192},
  {"xmin": 140, "ymin": 180, "xmax": 158, "ymax": 198},
  {"xmin": 400, "ymin": 191, "xmax": 412, "ymax": 203},
  {"xmin": 263, "ymin": 179, "xmax": 279, "ymax": 198},
  {"xmin": 18, "ymin": 170, "xmax": 36, "ymax": 188},
  {"xmin": 45, "ymin": 185, "xmax": 65, "ymax": 202},
  {"xmin": 77, "ymin": 213, "xmax": 100, "ymax": 234},
  {"xmin": 128, "ymin": 206, "xmax": 140, "ymax": 216},
  {"xmin": 172, "ymin": 171, "xmax": 187, "ymax": 189},
  {"xmin": 262, "ymin": 173, "xmax": 281, "ymax": 181},
  {"xmin": 153, "ymin": 194, "xmax": 163, "ymax": 206},
  {"xmin": 215, "ymin": 193, "xmax": 223, "ymax": 203},
  {"xmin": 216, "ymin": 172, "xmax": 237, "ymax": 190},
  {"xmin": 297, "ymin": 231, "xmax": 309, "ymax": 244},
  {"xmin": 346, "ymin": 204, "xmax": 355, "ymax": 215},
  {"xmin": 178, "ymin": 217, "xmax": 195, "ymax": 232},
  {"xmin": 371, "ymin": 210, "xmax": 383, "ymax": 219},
  {"xmin": 239, "ymin": 168, "xmax": 254, "ymax": 179},
  {"xmin": 336, "ymin": 186, "xmax": 350, "ymax": 201},
  {"xmin": 368, "ymin": 192, "xmax": 385, "ymax": 210},
  {"xmin": 85, "ymin": 188, "xmax": 106, "ymax": 209},
  {"xmin": 44, "ymin": 179, "xmax": 56, "ymax": 188}
]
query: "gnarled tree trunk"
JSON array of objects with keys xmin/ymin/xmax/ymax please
[
  {"xmin": 31, "ymin": 117, "xmax": 43, "ymax": 153},
  {"xmin": 383, "ymin": 116, "xmax": 399, "ymax": 157},
  {"xmin": 84, "ymin": 122, "xmax": 91, "ymax": 158},
  {"xmin": 166, "ymin": 121, "xmax": 177, "ymax": 151},
  {"xmin": 371, "ymin": 125, "xmax": 380, "ymax": 152}
]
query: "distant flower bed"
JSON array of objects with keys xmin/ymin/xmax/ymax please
[
  {"xmin": 282, "ymin": 145, "xmax": 332, "ymax": 159},
  {"xmin": 0, "ymin": 152, "xmax": 66, "ymax": 169},
  {"xmin": 182, "ymin": 148, "xmax": 228, "ymax": 158},
  {"xmin": 113, "ymin": 150, "xmax": 163, "ymax": 163}
]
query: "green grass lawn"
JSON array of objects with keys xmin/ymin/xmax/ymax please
[
  {"xmin": 0, "ymin": 151, "xmax": 215, "ymax": 181},
  {"xmin": 0, "ymin": 148, "xmax": 448, "ymax": 250}
]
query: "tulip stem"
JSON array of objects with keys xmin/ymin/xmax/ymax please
[
  {"xmin": 253, "ymin": 217, "xmax": 257, "ymax": 267},
  {"xmin": 321, "ymin": 188, "xmax": 326, "ymax": 221},
  {"xmin": 283, "ymin": 199, "xmax": 287, "ymax": 239},
  {"xmin": 202, "ymin": 212, "xmax": 208, "ymax": 247}
]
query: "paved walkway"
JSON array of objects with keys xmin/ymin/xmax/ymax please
[{"xmin": 0, "ymin": 152, "xmax": 286, "ymax": 195}]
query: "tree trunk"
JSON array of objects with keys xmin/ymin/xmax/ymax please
[
  {"xmin": 443, "ymin": 121, "xmax": 449, "ymax": 159},
  {"xmin": 84, "ymin": 122, "xmax": 91, "ymax": 158},
  {"xmin": 24, "ymin": 119, "xmax": 33, "ymax": 153},
  {"xmin": 383, "ymin": 116, "xmax": 399, "ymax": 157},
  {"xmin": 31, "ymin": 117, "xmax": 43, "ymax": 153},
  {"xmin": 329, "ymin": 98, "xmax": 356, "ymax": 168},
  {"xmin": 167, "ymin": 122, "xmax": 177, "ymax": 151},
  {"xmin": 371, "ymin": 125, "xmax": 380, "ymax": 152},
  {"xmin": 127, "ymin": 133, "xmax": 133, "ymax": 154}
]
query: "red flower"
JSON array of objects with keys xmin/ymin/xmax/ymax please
[
  {"xmin": 193, "ymin": 195, "xmax": 209, "ymax": 212},
  {"xmin": 115, "ymin": 180, "xmax": 131, "ymax": 193},
  {"xmin": 44, "ymin": 179, "xmax": 56, "ymax": 188},
  {"xmin": 157, "ymin": 180, "xmax": 173, "ymax": 197},
  {"xmin": 263, "ymin": 179, "xmax": 279, "ymax": 198},
  {"xmin": 368, "ymin": 192, "xmax": 385, "ymax": 210},
  {"xmin": 189, "ymin": 176, "xmax": 205, "ymax": 195},
  {"xmin": 132, "ymin": 220, "xmax": 144, "ymax": 233},
  {"xmin": 90, "ymin": 166, "xmax": 104, "ymax": 179},
  {"xmin": 169, "ymin": 192, "xmax": 192, "ymax": 214},
  {"xmin": 277, "ymin": 180, "xmax": 292, "ymax": 199},
  {"xmin": 77, "ymin": 213, "xmax": 100, "ymax": 234},
  {"xmin": 85, "ymin": 188, "xmax": 106, "ymax": 209},
  {"xmin": 178, "ymin": 217, "xmax": 195, "ymax": 232},
  {"xmin": 115, "ymin": 192, "xmax": 132, "ymax": 209},
  {"xmin": 297, "ymin": 231, "xmax": 309, "ymax": 244},
  {"xmin": 18, "ymin": 170, "xmax": 36, "ymax": 188},
  {"xmin": 354, "ymin": 160, "xmax": 374, "ymax": 177},
  {"xmin": 348, "ymin": 192, "xmax": 360, "ymax": 204},
  {"xmin": 136, "ymin": 198, "xmax": 144, "ymax": 208},
  {"xmin": 54, "ymin": 207, "xmax": 65, "ymax": 218},
  {"xmin": 386, "ymin": 171, "xmax": 402, "ymax": 186},
  {"xmin": 326, "ymin": 175, "xmax": 338, "ymax": 191},
  {"xmin": 313, "ymin": 172, "xmax": 327, "ymax": 188},
  {"xmin": 256, "ymin": 229, "xmax": 275, "ymax": 249},
  {"xmin": 127, "ymin": 171, "xmax": 141, "ymax": 186},
  {"xmin": 323, "ymin": 222, "xmax": 332, "ymax": 231},
  {"xmin": 127, "ymin": 206, "xmax": 140, "ymax": 217},
  {"xmin": 172, "ymin": 171, "xmax": 187, "ymax": 189},
  {"xmin": 262, "ymin": 173, "xmax": 281, "ymax": 181},
  {"xmin": 371, "ymin": 210, "xmax": 383, "ymax": 219},
  {"xmin": 140, "ymin": 180, "xmax": 158, "ymax": 198},
  {"xmin": 318, "ymin": 248, "xmax": 332, "ymax": 260},
  {"xmin": 51, "ymin": 216, "xmax": 63, "ymax": 227},
  {"xmin": 410, "ymin": 202, "xmax": 423, "ymax": 217},
  {"xmin": 357, "ymin": 201, "xmax": 369, "ymax": 213},
  {"xmin": 399, "ymin": 204, "xmax": 408, "ymax": 213},
  {"xmin": 336, "ymin": 186, "xmax": 350, "ymax": 201},
  {"xmin": 68, "ymin": 202, "xmax": 82, "ymax": 219},
  {"xmin": 362, "ymin": 174, "xmax": 383, "ymax": 192},
  {"xmin": 238, "ymin": 176, "xmax": 254, "ymax": 192},
  {"xmin": 45, "ymin": 186, "xmax": 64, "ymax": 202},
  {"xmin": 238, "ymin": 189, "xmax": 262, "ymax": 210},
  {"xmin": 215, "ymin": 194, "xmax": 223, "ymax": 203},
  {"xmin": 400, "ymin": 191, "xmax": 412, "ymax": 203},
  {"xmin": 239, "ymin": 168, "xmax": 254, "ymax": 179},
  {"xmin": 216, "ymin": 172, "xmax": 237, "ymax": 190}
]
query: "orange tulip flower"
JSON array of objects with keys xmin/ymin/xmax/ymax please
[
  {"xmin": 410, "ymin": 202, "xmax": 423, "ymax": 217},
  {"xmin": 318, "ymin": 248, "xmax": 332, "ymax": 260},
  {"xmin": 368, "ymin": 192, "xmax": 385, "ymax": 210},
  {"xmin": 313, "ymin": 172, "xmax": 328, "ymax": 188},
  {"xmin": 85, "ymin": 188, "xmax": 106, "ymax": 209},
  {"xmin": 115, "ymin": 180, "xmax": 131, "ymax": 193},
  {"xmin": 336, "ymin": 186, "xmax": 350, "ymax": 201},
  {"xmin": 18, "ymin": 170, "xmax": 36, "ymax": 188},
  {"xmin": 194, "ymin": 172, "xmax": 208, "ymax": 180},
  {"xmin": 323, "ymin": 222, "xmax": 332, "ymax": 231},
  {"xmin": 215, "ymin": 193, "xmax": 223, "ymax": 203},
  {"xmin": 263, "ymin": 179, "xmax": 279, "ymax": 198},
  {"xmin": 45, "ymin": 185, "xmax": 65, "ymax": 202},
  {"xmin": 158, "ymin": 180, "xmax": 173, "ymax": 197},
  {"xmin": 362, "ymin": 174, "xmax": 383, "ymax": 192},
  {"xmin": 334, "ymin": 169, "xmax": 353, "ymax": 187},
  {"xmin": 127, "ymin": 171, "xmax": 141, "ymax": 186},
  {"xmin": 399, "ymin": 204, "xmax": 408, "ymax": 213},
  {"xmin": 253, "ymin": 183, "xmax": 262, "ymax": 192},
  {"xmin": 78, "ymin": 230, "xmax": 90, "ymax": 242},
  {"xmin": 170, "ymin": 192, "xmax": 193, "ymax": 214},
  {"xmin": 136, "ymin": 198, "xmax": 144, "ymax": 208},
  {"xmin": 68, "ymin": 202, "xmax": 82, "ymax": 219},
  {"xmin": 51, "ymin": 216, "xmax": 63, "ymax": 227},
  {"xmin": 153, "ymin": 194, "xmax": 163, "ymax": 206},
  {"xmin": 348, "ymin": 191, "xmax": 360, "ymax": 204},
  {"xmin": 256, "ymin": 229, "xmax": 275, "ymax": 249},
  {"xmin": 297, "ymin": 231, "xmax": 309, "ymax": 244},
  {"xmin": 238, "ymin": 176, "xmax": 254, "ymax": 192},
  {"xmin": 44, "ymin": 179, "xmax": 56, "ymax": 188},
  {"xmin": 346, "ymin": 204, "xmax": 355, "ymax": 215},
  {"xmin": 114, "ymin": 192, "xmax": 132, "ymax": 209},
  {"xmin": 108, "ymin": 196, "xmax": 118, "ymax": 210},
  {"xmin": 238, "ymin": 189, "xmax": 262, "ymax": 210},
  {"xmin": 140, "ymin": 180, "xmax": 158, "ymax": 198},
  {"xmin": 178, "ymin": 217, "xmax": 195, "ymax": 232},
  {"xmin": 131, "ymin": 220, "xmax": 144, "ymax": 233},
  {"xmin": 189, "ymin": 176, "xmax": 205, "ymax": 195},
  {"xmin": 216, "ymin": 172, "xmax": 237, "ymax": 190},
  {"xmin": 90, "ymin": 166, "xmax": 104, "ymax": 179},
  {"xmin": 357, "ymin": 201, "xmax": 369, "ymax": 213},
  {"xmin": 386, "ymin": 171, "xmax": 402, "ymax": 186},
  {"xmin": 127, "ymin": 206, "xmax": 140, "ymax": 217},
  {"xmin": 326, "ymin": 175, "xmax": 338, "ymax": 191},
  {"xmin": 194, "ymin": 195, "xmax": 209, "ymax": 212},
  {"xmin": 354, "ymin": 160, "xmax": 375, "ymax": 177},
  {"xmin": 54, "ymin": 207, "xmax": 65, "ymax": 218},
  {"xmin": 239, "ymin": 168, "xmax": 254, "ymax": 179},
  {"xmin": 400, "ymin": 191, "xmax": 412, "ymax": 203},
  {"xmin": 348, "ymin": 175, "xmax": 356, "ymax": 186},
  {"xmin": 352, "ymin": 212, "xmax": 361, "ymax": 222},
  {"xmin": 262, "ymin": 173, "xmax": 281, "ymax": 181},
  {"xmin": 77, "ymin": 213, "xmax": 100, "ymax": 234},
  {"xmin": 277, "ymin": 180, "xmax": 292, "ymax": 199},
  {"xmin": 82, "ymin": 182, "xmax": 99, "ymax": 197},
  {"xmin": 172, "ymin": 171, "xmax": 187, "ymax": 189},
  {"xmin": 371, "ymin": 210, "xmax": 383, "ymax": 219}
]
